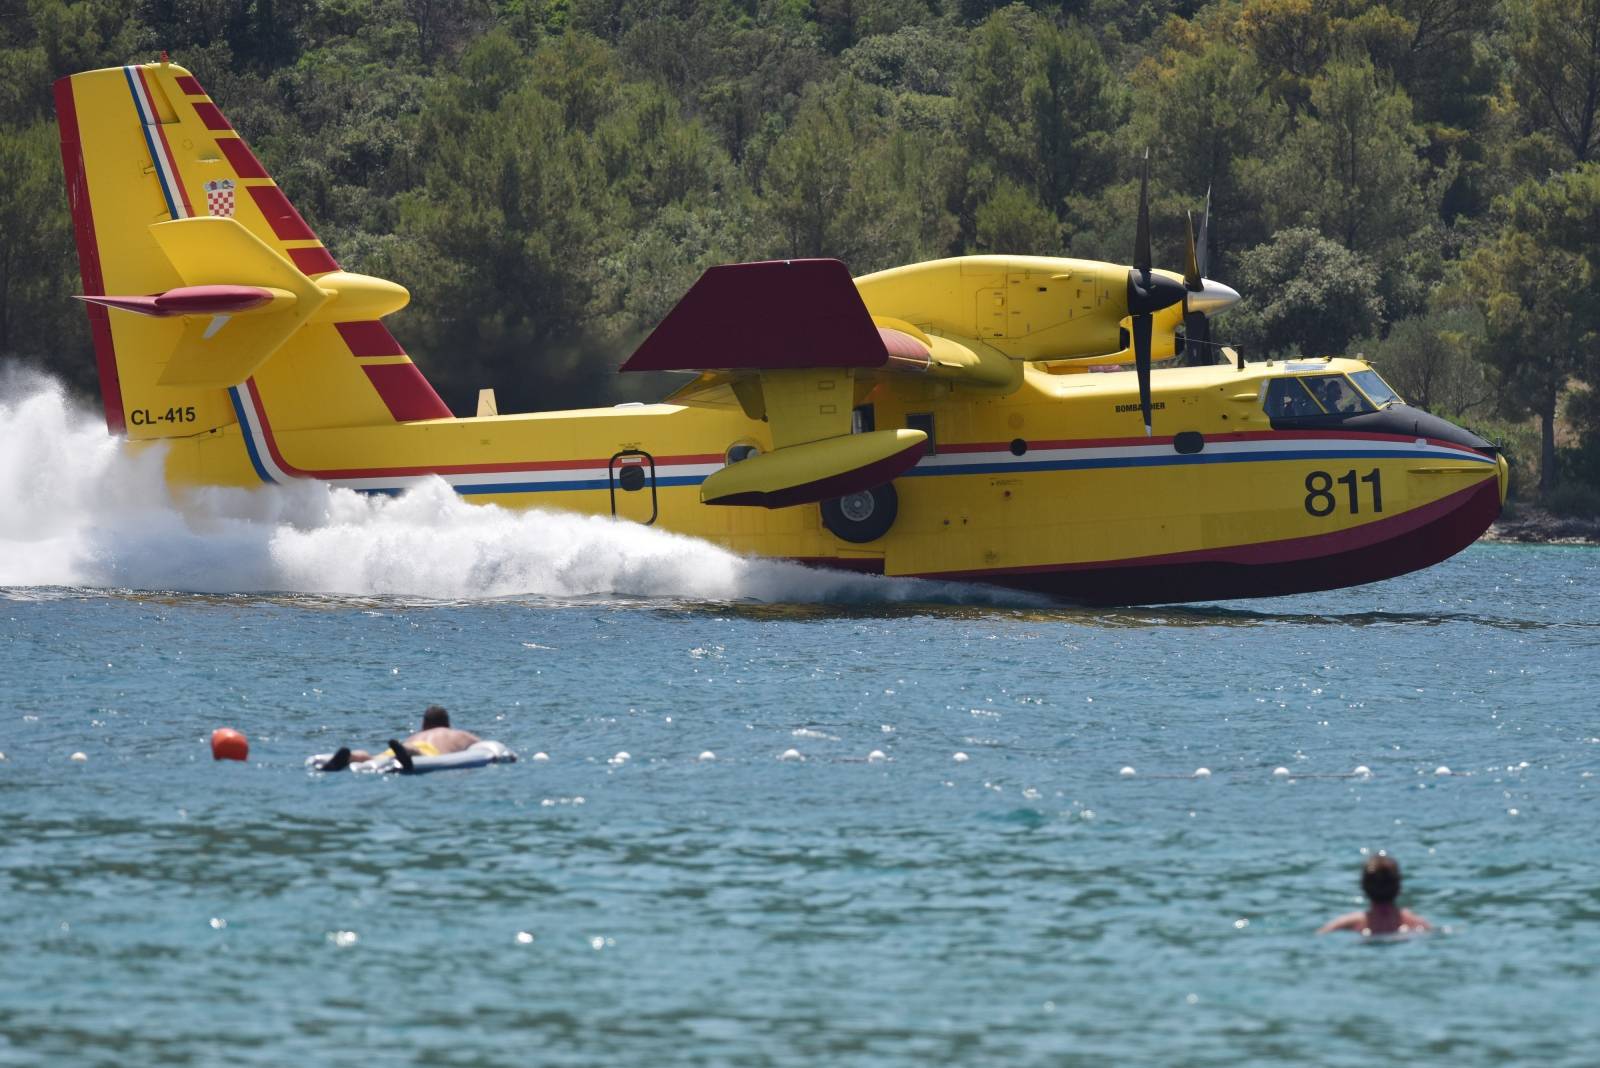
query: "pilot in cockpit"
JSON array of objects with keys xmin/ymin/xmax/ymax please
[{"xmin": 1318, "ymin": 377, "xmax": 1361, "ymax": 414}]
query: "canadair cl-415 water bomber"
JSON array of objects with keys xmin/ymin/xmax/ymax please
[{"xmin": 54, "ymin": 59, "xmax": 1507, "ymax": 604}]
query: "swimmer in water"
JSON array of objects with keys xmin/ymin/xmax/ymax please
[
  {"xmin": 1318, "ymin": 853, "xmax": 1432, "ymax": 935},
  {"xmin": 316, "ymin": 706, "xmax": 481, "ymax": 772}
]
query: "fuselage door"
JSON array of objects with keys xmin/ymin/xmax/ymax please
[{"xmin": 609, "ymin": 450, "xmax": 658, "ymax": 525}]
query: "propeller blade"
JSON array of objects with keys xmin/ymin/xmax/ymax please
[
  {"xmin": 1184, "ymin": 211, "xmax": 1201, "ymax": 291},
  {"xmin": 1133, "ymin": 313, "xmax": 1153, "ymax": 436},
  {"xmin": 1134, "ymin": 150, "xmax": 1152, "ymax": 274},
  {"xmin": 1197, "ymin": 185, "xmax": 1211, "ymax": 278},
  {"xmin": 1184, "ymin": 308, "xmax": 1210, "ymax": 365}
]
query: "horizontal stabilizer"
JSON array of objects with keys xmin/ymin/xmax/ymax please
[
  {"xmin": 77, "ymin": 285, "xmax": 289, "ymax": 317},
  {"xmin": 141, "ymin": 216, "xmax": 327, "ymax": 387},
  {"xmin": 700, "ymin": 429, "xmax": 926, "ymax": 509},
  {"xmin": 621, "ymin": 259, "xmax": 888, "ymax": 373}
]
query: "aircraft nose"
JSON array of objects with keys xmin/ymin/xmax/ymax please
[{"xmin": 1188, "ymin": 278, "xmax": 1240, "ymax": 316}]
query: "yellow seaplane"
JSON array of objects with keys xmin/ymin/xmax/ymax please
[{"xmin": 54, "ymin": 59, "xmax": 1508, "ymax": 605}]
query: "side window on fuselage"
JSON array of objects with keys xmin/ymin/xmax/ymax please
[
  {"xmin": 1263, "ymin": 378, "xmax": 1326, "ymax": 418},
  {"xmin": 905, "ymin": 412, "xmax": 936, "ymax": 455}
]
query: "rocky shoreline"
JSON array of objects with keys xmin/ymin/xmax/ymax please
[{"xmin": 1484, "ymin": 506, "xmax": 1600, "ymax": 546}]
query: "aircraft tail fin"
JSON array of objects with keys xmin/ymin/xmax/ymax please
[{"xmin": 54, "ymin": 60, "xmax": 451, "ymax": 444}]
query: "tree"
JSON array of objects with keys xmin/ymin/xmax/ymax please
[
  {"xmin": 1249, "ymin": 56, "xmax": 1432, "ymax": 257},
  {"xmin": 1352, "ymin": 307, "xmax": 1492, "ymax": 416},
  {"xmin": 1126, "ymin": 40, "xmax": 1286, "ymax": 276},
  {"xmin": 1227, "ymin": 227, "xmax": 1385, "ymax": 358},
  {"xmin": 973, "ymin": 178, "xmax": 1058, "ymax": 254},
  {"xmin": 0, "ymin": 121, "xmax": 84, "ymax": 387},
  {"xmin": 953, "ymin": 8, "xmax": 1124, "ymax": 246},
  {"xmin": 761, "ymin": 79, "xmax": 958, "ymax": 267},
  {"xmin": 1456, "ymin": 166, "xmax": 1600, "ymax": 492},
  {"xmin": 1510, "ymin": 0, "xmax": 1600, "ymax": 165},
  {"xmin": 1242, "ymin": 55, "xmax": 1441, "ymax": 319}
]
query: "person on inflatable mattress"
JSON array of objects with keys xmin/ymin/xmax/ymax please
[{"xmin": 316, "ymin": 706, "xmax": 481, "ymax": 772}]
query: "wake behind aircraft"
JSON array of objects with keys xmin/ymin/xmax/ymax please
[{"xmin": 53, "ymin": 59, "xmax": 1507, "ymax": 605}]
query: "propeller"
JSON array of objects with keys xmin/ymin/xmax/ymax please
[
  {"xmin": 1125, "ymin": 165, "xmax": 1242, "ymax": 432},
  {"xmin": 1183, "ymin": 188, "xmax": 1216, "ymax": 365},
  {"xmin": 1125, "ymin": 152, "xmax": 1186, "ymax": 437}
]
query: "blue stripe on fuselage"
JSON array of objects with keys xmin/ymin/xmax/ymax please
[
  {"xmin": 228, "ymin": 386, "xmax": 275, "ymax": 484},
  {"xmin": 123, "ymin": 67, "xmax": 179, "ymax": 220}
]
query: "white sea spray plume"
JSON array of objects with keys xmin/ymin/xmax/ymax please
[{"xmin": 0, "ymin": 373, "xmax": 1039, "ymax": 605}]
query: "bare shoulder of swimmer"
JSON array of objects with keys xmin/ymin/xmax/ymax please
[{"xmin": 1317, "ymin": 910, "xmax": 1368, "ymax": 934}]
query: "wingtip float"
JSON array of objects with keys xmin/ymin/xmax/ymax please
[{"xmin": 53, "ymin": 59, "xmax": 1506, "ymax": 605}]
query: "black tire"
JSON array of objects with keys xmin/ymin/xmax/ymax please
[{"xmin": 821, "ymin": 483, "xmax": 898, "ymax": 544}]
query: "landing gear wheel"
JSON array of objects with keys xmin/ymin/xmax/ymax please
[{"xmin": 821, "ymin": 483, "xmax": 898, "ymax": 544}]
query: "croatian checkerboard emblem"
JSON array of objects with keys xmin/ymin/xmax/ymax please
[{"xmin": 205, "ymin": 179, "xmax": 235, "ymax": 218}]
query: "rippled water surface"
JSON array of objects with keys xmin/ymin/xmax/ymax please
[
  {"xmin": 2, "ymin": 380, "xmax": 1599, "ymax": 1065},
  {"xmin": 3, "ymin": 542, "xmax": 1599, "ymax": 1067}
]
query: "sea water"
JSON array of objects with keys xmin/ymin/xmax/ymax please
[{"xmin": 2, "ymin": 374, "xmax": 1598, "ymax": 1066}]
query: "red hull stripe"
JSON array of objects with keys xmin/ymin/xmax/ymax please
[
  {"xmin": 246, "ymin": 185, "xmax": 316, "ymax": 241},
  {"xmin": 938, "ymin": 430, "xmax": 1485, "ymax": 458},
  {"xmin": 362, "ymin": 363, "xmax": 455, "ymax": 422},
  {"xmin": 53, "ymin": 76, "xmax": 125, "ymax": 433},
  {"xmin": 335, "ymin": 321, "xmax": 406, "ymax": 357},
  {"xmin": 287, "ymin": 245, "xmax": 340, "ymax": 276},
  {"xmin": 175, "ymin": 75, "xmax": 205, "ymax": 96},
  {"xmin": 215, "ymin": 136, "xmax": 269, "ymax": 179},
  {"xmin": 193, "ymin": 101, "xmax": 231, "ymax": 130}
]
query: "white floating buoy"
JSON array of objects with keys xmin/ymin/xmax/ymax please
[
  {"xmin": 515, "ymin": 931, "xmax": 534, "ymax": 944},
  {"xmin": 1120, "ymin": 766, "xmax": 1136, "ymax": 777},
  {"xmin": 1353, "ymin": 765, "xmax": 1372, "ymax": 777},
  {"xmin": 70, "ymin": 752, "xmax": 87, "ymax": 763},
  {"xmin": 532, "ymin": 752, "xmax": 549, "ymax": 763},
  {"xmin": 779, "ymin": 748, "xmax": 803, "ymax": 762},
  {"xmin": 867, "ymin": 750, "xmax": 887, "ymax": 763},
  {"xmin": 608, "ymin": 751, "xmax": 630, "ymax": 766},
  {"xmin": 952, "ymin": 752, "xmax": 969, "ymax": 763},
  {"xmin": 1434, "ymin": 765, "xmax": 1452, "ymax": 776},
  {"xmin": 698, "ymin": 750, "xmax": 716, "ymax": 762},
  {"xmin": 1272, "ymin": 767, "xmax": 1290, "ymax": 778},
  {"xmin": 1194, "ymin": 767, "xmax": 1211, "ymax": 779},
  {"xmin": 0, "ymin": 751, "xmax": 7, "ymax": 761}
]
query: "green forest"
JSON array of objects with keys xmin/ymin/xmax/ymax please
[{"xmin": 2, "ymin": 0, "xmax": 1599, "ymax": 511}]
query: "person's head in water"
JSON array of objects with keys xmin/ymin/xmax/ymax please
[
  {"xmin": 422, "ymin": 705, "xmax": 450, "ymax": 730},
  {"xmin": 1361, "ymin": 853, "xmax": 1402, "ymax": 905}
]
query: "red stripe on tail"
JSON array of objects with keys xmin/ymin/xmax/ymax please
[
  {"xmin": 288, "ymin": 246, "xmax": 340, "ymax": 276},
  {"xmin": 215, "ymin": 137, "xmax": 268, "ymax": 179},
  {"xmin": 193, "ymin": 101, "xmax": 231, "ymax": 130},
  {"xmin": 335, "ymin": 321, "xmax": 405, "ymax": 357},
  {"xmin": 246, "ymin": 185, "xmax": 316, "ymax": 240},
  {"xmin": 53, "ymin": 76, "xmax": 125, "ymax": 433},
  {"xmin": 362, "ymin": 363, "xmax": 453, "ymax": 421}
]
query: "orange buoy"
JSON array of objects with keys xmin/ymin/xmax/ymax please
[{"xmin": 211, "ymin": 727, "xmax": 249, "ymax": 762}]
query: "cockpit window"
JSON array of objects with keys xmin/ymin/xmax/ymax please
[
  {"xmin": 1263, "ymin": 377, "xmax": 1327, "ymax": 418},
  {"xmin": 1349, "ymin": 370, "xmax": 1400, "ymax": 408},
  {"xmin": 1306, "ymin": 374, "xmax": 1374, "ymax": 414},
  {"xmin": 1263, "ymin": 375, "xmax": 1376, "ymax": 418}
]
